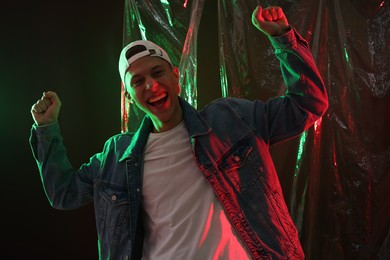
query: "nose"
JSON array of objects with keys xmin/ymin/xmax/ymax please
[{"xmin": 145, "ymin": 78, "xmax": 158, "ymax": 91}]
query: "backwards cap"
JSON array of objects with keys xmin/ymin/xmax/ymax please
[{"xmin": 118, "ymin": 40, "xmax": 173, "ymax": 83}]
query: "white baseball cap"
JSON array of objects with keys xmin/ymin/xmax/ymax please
[{"xmin": 118, "ymin": 40, "xmax": 173, "ymax": 83}]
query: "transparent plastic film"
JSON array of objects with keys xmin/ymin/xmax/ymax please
[
  {"xmin": 122, "ymin": 0, "xmax": 389, "ymax": 258},
  {"xmin": 218, "ymin": 0, "xmax": 389, "ymax": 258},
  {"xmin": 121, "ymin": 0, "xmax": 204, "ymax": 132}
]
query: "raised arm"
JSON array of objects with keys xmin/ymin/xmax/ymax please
[{"xmin": 250, "ymin": 5, "xmax": 328, "ymax": 144}]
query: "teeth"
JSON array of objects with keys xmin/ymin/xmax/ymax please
[{"xmin": 149, "ymin": 93, "xmax": 166, "ymax": 103}]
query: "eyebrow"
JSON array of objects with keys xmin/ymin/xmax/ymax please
[{"xmin": 131, "ymin": 64, "xmax": 165, "ymax": 78}]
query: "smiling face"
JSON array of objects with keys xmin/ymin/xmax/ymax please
[{"xmin": 124, "ymin": 56, "xmax": 182, "ymax": 133}]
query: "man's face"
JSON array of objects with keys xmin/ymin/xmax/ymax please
[{"xmin": 125, "ymin": 56, "xmax": 182, "ymax": 133}]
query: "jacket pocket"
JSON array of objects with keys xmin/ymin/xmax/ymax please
[
  {"xmin": 97, "ymin": 185, "xmax": 130, "ymax": 246},
  {"xmin": 217, "ymin": 142, "xmax": 254, "ymax": 192}
]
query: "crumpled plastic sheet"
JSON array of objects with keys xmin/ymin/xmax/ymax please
[
  {"xmin": 122, "ymin": 0, "xmax": 389, "ymax": 258},
  {"xmin": 121, "ymin": 0, "xmax": 205, "ymax": 132}
]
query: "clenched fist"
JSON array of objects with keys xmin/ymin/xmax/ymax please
[
  {"xmin": 252, "ymin": 6, "xmax": 290, "ymax": 37},
  {"xmin": 31, "ymin": 91, "xmax": 61, "ymax": 126}
]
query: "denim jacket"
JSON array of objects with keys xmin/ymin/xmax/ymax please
[{"xmin": 30, "ymin": 28, "xmax": 328, "ymax": 260}]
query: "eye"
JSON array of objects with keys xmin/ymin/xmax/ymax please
[
  {"xmin": 152, "ymin": 70, "xmax": 164, "ymax": 77},
  {"xmin": 131, "ymin": 78, "xmax": 145, "ymax": 88}
]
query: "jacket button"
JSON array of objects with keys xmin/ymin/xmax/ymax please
[
  {"xmin": 111, "ymin": 195, "xmax": 117, "ymax": 201},
  {"xmin": 234, "ymin": 155, "xmax": 240, "ymax": 162}
]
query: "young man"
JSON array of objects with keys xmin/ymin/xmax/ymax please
[{"xmin": 30, "ymin": 5, "xmax": 328, "ymax": 260}]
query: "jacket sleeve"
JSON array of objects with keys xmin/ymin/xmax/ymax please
[
  {"xmin": 253, "ymin": 27, "xmax": 328, "ymax": 145},
  {"xmin": 29, "ymin": 122, "xmax": 105, "ymax": 209}
]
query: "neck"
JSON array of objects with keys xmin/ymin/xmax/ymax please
[{"xmin": 152, "ymin": 109, "xmax": 183, "ymax": 133}]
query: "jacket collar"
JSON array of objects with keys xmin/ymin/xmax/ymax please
[
  {"xmin": 119, "ymin": 96, "xmax": 210, "ymax": 161},
  {"xmin": 119, "ymin": 116, "xmax": 153, "ymax": 162},
  {"xmin": 179, "ymin": 97, "xmax": 211, "ymax": 138}
]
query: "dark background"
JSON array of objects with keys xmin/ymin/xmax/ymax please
[
  {"xmin": 3, "ymin": 1, "xmax": 388, "ymax": 259},
  {"xmin": 1, "ymin": 1, "xmax": 219, "ymax": 259}
]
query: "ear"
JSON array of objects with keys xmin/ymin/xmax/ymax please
[{"xmin": 124, "ymin": 91, "xmax": 133, "ymax": 103}]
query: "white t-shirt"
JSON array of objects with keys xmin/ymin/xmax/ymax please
[{"xmin": 142, "ymin": 121, "xmax": 251, "ymax": 260}]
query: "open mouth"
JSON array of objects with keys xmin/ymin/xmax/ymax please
[{"xmin": 148, "ymin": 93, "xmax": 168, "ymax": 107}]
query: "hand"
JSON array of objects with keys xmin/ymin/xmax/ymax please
[
  {"xmin": 252, "ymin": 6, "xmax": 290, "ymax": 37},
  {"xmin": 31, "ymin": 91, "xmax": 61, "ymax": 126}
]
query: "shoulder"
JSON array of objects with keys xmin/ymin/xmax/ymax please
[
  {"xmin": 197, "ymin": 97, "xmax": 260, "ymax": 126},
  {"xmin": 108, "ymin": 131, "xmax": 135, "ymax": 142},
  {"xmin": 203, "ymin": 97, "xmax": 247, "ymax": 107},
  {"xmin": 201, "ymin": 97, "xmax": 255, "ymax": 113},
  {"xmin": 102, "ymin": 131, "xmax": 135, "ymax": 151}
]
